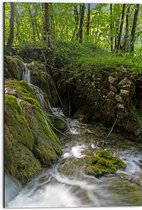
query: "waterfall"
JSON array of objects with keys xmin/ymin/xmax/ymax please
[
  {"xmin": 22, "ymin": 63, "xmax": 31, "ymax": 84},
  {"xmin": 30, "ymin": 84, "xmax": 47, "ymax": 110}
]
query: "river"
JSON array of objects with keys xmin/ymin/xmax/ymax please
[{"xmin": 5, "ymin": 116, "xmax": 142, "ymax": 207}]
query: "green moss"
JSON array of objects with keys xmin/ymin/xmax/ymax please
[
  {"xmin": 85, "ymin": 165, "xmax": 104, "ymax": 176},
  {"xmin": 96, "ymin": 158, "xmax": 117, "ymax": 173},
  {"xmin": 5, "ymin": 142, "xmax": 41, "ymax": 184},
  {"xmin": 87, "ymin": 155, "xmax": 99, "ymax": 164},
  {"xmin": 111, "ymin": 156, "xmax": 127, "ymax": 169},
  {"xmin": 85, "ymin": 150, "xmax": 126, "ymax": 177},
  {"xmin": 5, "ymin": 80, "xmax": 37, "ymax": 100},
  {"xmin": 96, "ymin": 150, "xmax": 113, "ymax": 160},
  {"xmin": 4, "ymin": 56, "xmax": 24, "ymax": 80},
  {"xmin": 5, "ymin": 94, "xmax": 34, "ymax": 150},
  {"xmin": 5, "ymin": 80, "xmax": 62, "ymax": 182}
]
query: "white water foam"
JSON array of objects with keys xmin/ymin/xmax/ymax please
[
  {"xmin": 66, "ymin": 118, "xmax": 81, "ymax": 134},
  {"xmin": 116, "ymin": 150, "xmax": 142, "ymax": 175},
  {"xmin": 7, "ymin": 183, "xmax": 81, "ymax": 208},
  {"xmin": 62, "ymin": 144, "xmax": 87, "ymax": 159}
]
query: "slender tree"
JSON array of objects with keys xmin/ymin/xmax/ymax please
[
  {"xmin": 86, "ymin": 3, "xmax": 90, "ymax": 36},
  {"xmin": 123, "ymin": 5, "xmax": 131, "ymax": 51},
  {"xmin": 117, "ymin": 4, "xmax": 126, "ymax": 51},
  {"xmin": 72, "ymin": 5, "xmax": 79, "ymax": 40},
  {"xmin": 6, "ymin": 2, "xmax": 15, "ymax": 51},
  {"xmin": 44, "ymin": 3, "xmax": 51, "ymax": 48},
  {"xmin": 28, "ymin": 5, "xmax": 36, "ymax": 44},
  {"xmin": 110, "ymin": 4, "xmax": 113, "ymax": 52},
  {"xmin": 77, "ymin": 3, "xmax": 85, "ymax": 43},
  {"xmin": 130, "ymin": 4, "xmax": 140, "ymax": 53},
  {"xmin": 114, "ymin": 12, "xmax": 120, "ymax": 50}
]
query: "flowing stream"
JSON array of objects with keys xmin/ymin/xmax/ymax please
[
  {"xmin": 5, "ymin": 115, "xmax": 142, "ymax": 207},
  {"xmin": 5, "ymin": 65, "xmax": 142, "ymax": 207}
]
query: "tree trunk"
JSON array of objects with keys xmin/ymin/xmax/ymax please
[
  {"xmin": 77, "ymin": 3, "xmax": 85, "ymax": 43},
  {"xmin": 117, "ymin": 4, "xmax": 126, "ymax": 51},
  {"xmin": 123, "ymin": 5, "xmax": 130, "ymax": 51},
  {"xmin": 114, "ymin": 14, "xmax": 120, "ymax": 51},
  {"xmin": 6, "ymin": 2, "xmax": 15, "ymax": 51},
  {"xmin": 130, "ymin": 4, "xmax": 140, "ymax": 53},
  {"xmin": 110, "ymin": 4, "xmax": 113, "ymax": 52},
  {"xmin": 28, "ymin": 6, "xmax": 36, "ymax": 44},
  {"xmin": 44, "ymin": 3, "xmax": 51, "ymax": 48},
  {"xmin": 86, "ymin": 3, "xmax": 90, "ymax": 36},
  {"xmin": 72, "ymin": 5, "xmax": 79, "ymax": 40}
]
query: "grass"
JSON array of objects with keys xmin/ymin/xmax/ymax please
[{"xmin": 52, "ymin": 41, "xmax": 142, "ymax": 76}]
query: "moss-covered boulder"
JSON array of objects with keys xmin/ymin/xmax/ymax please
[
  {"xmin": 4, "ymin": 56, "xmax": 24, "ymax": 80},
  {"xmin": 5, "ymin": 79, "xmax": 62, "ymax": 183},
  {"xmin": 85, "ymin": 150, "xmax": 126, "ymax": 177}
]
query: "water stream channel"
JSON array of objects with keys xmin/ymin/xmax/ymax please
[{"xmin": 5, "ymin": 64, "xmax": 142, "ymax": 207}]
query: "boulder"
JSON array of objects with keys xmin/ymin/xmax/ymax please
[
  {"xmin": 4, "ymin": 56, "xmax": 24, "ymax": 80},
  {"xmin": 5, "ymin": 80, "xmax": 62, "ymax": 183}
]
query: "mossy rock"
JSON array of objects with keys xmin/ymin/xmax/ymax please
[
  {"xmin": 4, "ymin": 56, "xmax": 24, "ymax": 80},
  {"xmin": 5, "ymin": 142, "xmax": 41, "ymax": 184},
  {"xmin": 5, "ymin": 80, "xmax": 62, "ymax": 183},
  {"xmin": 49, "ymin": 116, "xmax": 67, "ymax": 130},
  {"xmin": 96, "ymin": 150, "xmax": 113, "ymax": 160},
  {"xmin": 5, "ymin": 94, "xmax": 41, "ymax": 183},
  {"xmin": 85, "ymin": 150, "xmax": 126, "ymax": 177},
  {"xmin": 5, "ymin": 94, "xmax": 34, "ymax": 150}
]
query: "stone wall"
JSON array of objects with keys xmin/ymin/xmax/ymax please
[{"xmin": 52, "ymin": 69, "xmax": 142, "ymax": 140}]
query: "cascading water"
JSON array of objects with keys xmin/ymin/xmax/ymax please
[
  {"xmin": 30, "ymin": 84, "xmax": 48, "ymax": 110},
  {"xmin": 5, "ymin": 65, "xmax": 142, "ymax": 208},
  {"xmin": 6, "ymin": 118, "xmax": 142, "ymax": 207},
  {"xmin": 22, "ymin": 63, "xmax": 31, "ymax": 84}
]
